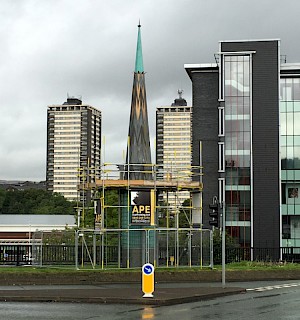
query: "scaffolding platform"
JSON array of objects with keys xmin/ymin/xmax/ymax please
[{"xmin": 92, "ymin": 179, "xmax": 203, "ymax": 192}]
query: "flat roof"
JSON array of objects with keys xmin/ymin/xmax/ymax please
[
  {"xmin": 184, "ymin": 63, "xmax": 218, "ymax": 80},
  {"xmin": 0, "ymin": 215, "xmax": 76, "ymax": 227},
  {"xmin": 281, "ymin": 63, "xmax": 300, "ymax": 70},
  {"xmin": 219, "ymin": 38, "xmax": 280, "ymax": 43}
]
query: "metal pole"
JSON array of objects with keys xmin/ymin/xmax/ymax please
[
  {"xmin": 77, "ymin": 208, "xmax": 81, "ymax": 228},
  {"xmin": 210, "ymin": 229, "xmax": 214, "ymax": 269},
  {"xmin": 101, "ymin": 232, "xmax": 104, "ymax": 269},
  {"xmin": 146, "ymin": 230, "xmax": 149, "ymax": 263},
  {"xmin": 118, "ymin": 191, "xmax": 121, "ymax": 268},
  {"xmin": 166, "ymin": 192, "xmax": 169, "ymax": 267},
  {"xmin": 93, "ymin": 233, "xmax": 96, "ymax": 267},
  {"xmin": 221, "ymin": 202, "xmax": 226, "ymax": 288},
  {"xmin": 153, "ymin": 229, "xmax": 157, "ymax": 267},
  {"xmin": 199, "ymin": 140, "xmax": 203, "ymax": 269},
  {"xmin": 81, "ymin": 234, "xmax": 84, "ymax": 268},
  {"xmin": 189, "ymin": 230, "xmax": 192, "ymax": 267},
  {"xmin": 199, "ymin": 141, "xmax": 203, "ymax": 226},
  {"xmin": 200, "ymin": 229, "xmax": 203, "ymax": 269},
  {"xmin": 127, "ymin": 144, "xmax": 130, "ymax": 269},
  {"xmin": 40, "ymin": 231, "xmax": 43, "ymax": 267},
  {"xmin": 176, "ymin": 211, "xmax": 179, "ymax": 267},
  {"xmin": 75, "ymin": 230, "xmax": 79, "ymax": 270},
  {"xmin": 118, "ymin": 231, "xmax": 121, "ymax": 269}
]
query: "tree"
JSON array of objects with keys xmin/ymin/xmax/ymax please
[
  {"xmin": 42, "ymin": 228, "xmax": 75, "ymax": 245},
  {"xmin": 104, "ymin": 190, "xmax": 119, "ymax": 228},
  {"xmin": 213, "ymin": 229, "xmax": 240, "ymax": 264},
  {"xmin": 79, "ymin": 189, "xmax": 120, "ymax": 229},
  {"xmin": 0, "ymin": 188, "xmax": 76, "ymax": 215},
  {"xmin": 157, "ymin": 200, "xmax": 174, "ymax": 227},
  {"xmin": 178, "ymin": 198, "xmax": 192, "ymax": 228}
]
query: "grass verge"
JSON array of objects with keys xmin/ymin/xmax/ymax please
[{"xmin": 0, "ymin": 261, "xmax": 299, "ymax": 273}]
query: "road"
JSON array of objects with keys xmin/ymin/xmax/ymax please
[{"xmin": 0, "ymin": 280, "xmax": 299, "ymax": 320}]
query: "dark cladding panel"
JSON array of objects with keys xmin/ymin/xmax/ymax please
[
  {"xmin": 191, "ymin": 68, "xmax": 219, "ymax": 228},
  {"xmin": 222, "ymin": 41, "xmax": 280, "ymax": 251}
]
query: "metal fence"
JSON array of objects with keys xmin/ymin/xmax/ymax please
[
  {"xmin": 1, "ymin": 239, "xmax": 299, "ymax": 267},
  {"xmin": 0, "ymin": 228, "xmax": 213, "ymax": 268},
  {"xmin": 73, "ymin": 228, "xmax": 213, "ymax": 269},
  {"xmin": 0, "ymin": 244, "xmax": 33, "ymax": 266},
  {"xmin": 213, "ymin": 247, "xmax": 300, "ymax": 264}
]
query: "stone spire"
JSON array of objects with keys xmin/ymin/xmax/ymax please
[{"xmin": 125, "ymin": 23, "xmax": 152, "ymax": 180}]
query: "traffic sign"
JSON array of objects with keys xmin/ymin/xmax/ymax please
[
  {"xmin": 143, "ymin": 264, "xmax": 154, "ymax": 275},
  {"xmin": 142, "ymin": 263, "xmax": 154, "ymax": 298}
]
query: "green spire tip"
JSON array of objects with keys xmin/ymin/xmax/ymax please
[{"xmin": 135, "ymin": 22, "xmax": 144, "ymax": 73}]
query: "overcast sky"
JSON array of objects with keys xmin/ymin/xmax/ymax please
[{"xmin": 0, "ymin": 0, "xmax": 300, "ymax": 181}]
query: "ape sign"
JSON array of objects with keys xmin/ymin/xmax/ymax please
[{"xmin": 131, "ymin": 190, "xmax": 155, "ymax": 225}]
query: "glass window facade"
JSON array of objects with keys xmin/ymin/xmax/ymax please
[
  {"xmin": 281, "ymin": 77, "xmax": 300, "ymax": 246},
  {"xmin": 223, "ymin": 55, "xmax": 251, "ymax": 246}
]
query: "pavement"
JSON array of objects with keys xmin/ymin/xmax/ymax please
[
  {"xmin": 0, "ymin": 268, "xmax": 299, "ymax": 305},
  {"xmin": 0, "ymin": 284, "xmax": 246, "ymax": 306}
]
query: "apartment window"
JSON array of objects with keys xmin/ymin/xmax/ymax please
[
  {"xmin": 218, "ymin": 105, "xmax": 224, "ymax": 136},
  {"xmin": 218, "ymin": 142, "xmax": 225, "ymax": 172},
  {"xmin": 223, "ymin": 53, "xmax": 251, "ymax": 244}
]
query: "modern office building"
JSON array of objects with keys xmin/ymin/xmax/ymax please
[
  {"xmin": 156, "ymin": 91, "xmax": 192, "ymax": 210},
  {"xmin": 46, "ymin": 97, "xmax": 101, "ymax": 203},
  {"xmin": 281, "ymin": 63, "xmax": 300, "ymax": 247},
  {"xmin": 185, "ymin": 39, "xmax": 300, "ymax": 258}
]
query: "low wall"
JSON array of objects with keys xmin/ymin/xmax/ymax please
[{"xmin": 0, "ymin": 269, "xmax": 299, "ymax": 285}]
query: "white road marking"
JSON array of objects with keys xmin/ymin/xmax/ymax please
[{"xmin": 247, "ymin": 282, "xmax": 300, "ymax": 292}]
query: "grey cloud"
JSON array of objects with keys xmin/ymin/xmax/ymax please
[{"xmin": 1, "ymin": 0, "xmax": 300, "ymax": 180}]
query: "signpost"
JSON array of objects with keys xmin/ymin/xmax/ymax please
[{"xmin": 142, "ymin": 263, "xmax": 154, "ymax": 298}]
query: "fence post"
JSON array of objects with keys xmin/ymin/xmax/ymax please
[
  {"xmin": 40, "ymin": 232, "xmax": 43, "ymax": 267},
  {"xmin": 93, "ymin": 233, "xmax": 96, "ymax": 267},
  {"xmin": 210, "ymin": 230, "xmax": 214, "ymax": 269},
  {"xmin": 75, "ymin": 230, "xmax": 79, "ymax": 270},
  {"xmin": 16, "ymin": 246, "xmax": 20, "ymax": 266}
]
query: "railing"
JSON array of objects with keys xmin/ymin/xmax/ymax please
[
  {"xmin": 0, "ymin": 244, "xmax": 33, "ymax": 266},
  {"xmin": 41, "ymin": 245, "xmax": 119, "ymax": 266},
  {"xmin": 282, "ymin": 247, "xmax": 300, "ymax": 262},
  {"xmin": 213, "ymin": 247, "xmax": 300, "ymax": 264},
  {"xmin": 0, "ymin": 244, "xmax": 120, "ymax": 266},
  {"xmin": 1, "ymin": 245, "xmax": 300, "ymax": 266}
]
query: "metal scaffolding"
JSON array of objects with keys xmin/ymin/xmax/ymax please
[{"xmin": 74, "ymin": 162, "xmax": 213, "ymax": 269}]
